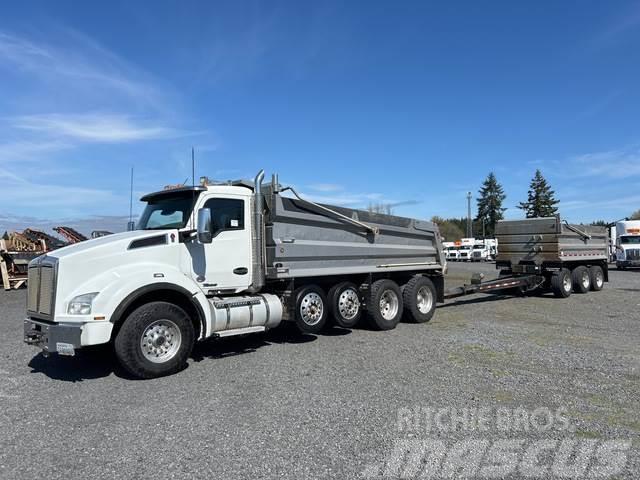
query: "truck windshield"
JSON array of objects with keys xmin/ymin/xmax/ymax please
[
  {"xmin": 138, "ymin": 195, "xmax": 197, "ymax": 230},
  {"xmin": 621, "ymin": 236, "xmax": 640, "ymax": 244}
]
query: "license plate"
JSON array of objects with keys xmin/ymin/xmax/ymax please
[{"xmin": 56, "ymin": 342, "xmax": 75, "ymax": 356}]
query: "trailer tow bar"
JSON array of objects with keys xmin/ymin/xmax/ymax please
[{"xmin": 444, "ymin": 273, "xmax": 544, "ymax": 300}]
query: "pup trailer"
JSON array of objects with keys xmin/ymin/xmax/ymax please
[
  {"xmin": 24, "ymin": 171, "xmax": 446, "ymax": 378},
  {"xmin": 445, "ymin": 215, "xmax": 609, "ymax": 299},
  {"xmin": 446, "ymin": 216, "xmax": 609, "ymax": 299}
]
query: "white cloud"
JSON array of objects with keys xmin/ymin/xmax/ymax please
[
  {"xmin": 0, "ymin": 168, "xmax": 120, "ymax": 212},
  {"xmin": 570, "ymin": 147, "xmax": 640, "ymax": 178},
  {"xmin": 0, "ymin": 140, "xmax": 71, "ymax": 163},
  {"xmin": 307, "ymin": 183, "xmax": 344, "ymax": 192},
  {"xmin": 13, "ymin": 113, "xmax": 180, "ymax": 143},
  {"xmin": 0, "ymin": 31, "xmax": 161, "ymax": 107}
]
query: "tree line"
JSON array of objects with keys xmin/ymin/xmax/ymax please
[
  {"xmin": 433, "ymin": 170, "xmax": 640, "ymax": 241},
  {"xmin": 432, "ymin": 169, "xmax": 562, "ymax": 241}
]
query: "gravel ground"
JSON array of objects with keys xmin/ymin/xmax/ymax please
[{"xmin": 0, "ymin": 263, "xmax": 638, "ymax": 479}]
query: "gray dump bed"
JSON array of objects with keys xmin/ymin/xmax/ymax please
[
  {"xmin": 496, "ymin": 216, "xmax": 608, "ymax": 266},
  {"xmin": 263, "ymin": 193, "xmax": 444, "ymax": 279}
]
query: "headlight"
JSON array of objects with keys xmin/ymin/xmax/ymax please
[{"xmin": 67, "ymin": 293, "xmax": 99, "ymax": 315}]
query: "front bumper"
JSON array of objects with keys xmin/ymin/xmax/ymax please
[
  {"xmin": 617, "ymin": 260, "xmax": 640, "ymax": 268},
  {"xmin": 24, "ymin": 318, "xmax": 113, "ymax": 356},
  {"xmin": 24, "ymin": 318, "xmax": 81, "ymax": 356}
]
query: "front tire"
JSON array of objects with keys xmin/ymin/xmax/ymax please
[
  {"xmin": 402, "ymin": 275, "xmax": 436, "ymax": 323},
  {"xmin": 367, "ymin": 279, "xmax": 403, "ymax": 330},
  {"xmin": 550, "ymin": 268, "xmax": 572, "ymax": 298},
  {"xmin": 114, "ymin": 301, "xmax": 195, "ymax": 379},
  {"xmin": 572, "ymin": 266, "xmax": 591, "ymax": 293}
]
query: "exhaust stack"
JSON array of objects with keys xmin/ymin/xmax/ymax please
[{"xmin": 250, "ymin": 169, "xmax": 266, "ymax": 292}]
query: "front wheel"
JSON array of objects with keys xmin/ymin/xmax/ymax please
[{"xmin": 114, "ymin": 301, "xmax": 195, "ymax": 379}]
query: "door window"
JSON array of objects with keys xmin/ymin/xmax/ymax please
[{"xmin": 203, "ymin": 198, "xmax": 245, "ymax": 237}]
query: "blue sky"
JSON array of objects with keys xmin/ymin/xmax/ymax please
[{"xmin": 1, "ymin": 1, "xmax": 640, "ymax": 233}]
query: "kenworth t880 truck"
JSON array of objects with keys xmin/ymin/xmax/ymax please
[{"xmin": 24, "ymin": 171, "xmax": 446, "ymax": 378}]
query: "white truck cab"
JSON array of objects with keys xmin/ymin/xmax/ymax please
[
  {"xmin": 615, "ymin": 220, "xmax": 640, "ymax": 269},
  {"xmin": 442, "ymin": 241, "xmax": 455, "ymax": 261},
  {"xmin": 471, "ymin": 239, "xmax": 497, "ymax": 262},
  {"xmin": 458, "ymin": 238, "xmax": 475, "ymax": 262}
]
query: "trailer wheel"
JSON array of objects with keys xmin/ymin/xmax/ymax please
[
  {"xmin": 328, "ymin": 282, "xmax": 361, "ymax": 328},
  {"xmin": 571, "ymin": 266, "xmax": 591, "ymax": 293},
  {"xmin": 402, "ymin": 276, "xmax": 436, "ymax": 323},
  {"xmin": 294, "ymin": 285, "xmax": 328, "ymax": 334},
  {"xmin": 367, "ymin": 279, "xmax": 403, "ymax": 330},
  {"xmin": 550, "ymin": 269, "xmax": 572, "ymax": 298},
  {"xmin": 589, "ymin": 266, "xmax": 604, "ymax": 291},
  {"xmin": 114, "ymin": 301, "xmax": 195, "ymax": 379}
]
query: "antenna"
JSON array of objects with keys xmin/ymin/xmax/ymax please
[
  {"xmin": 127, "ymin": 167, "xmax": 135, "ymax": 231},
  {"xmin": 191, "ymin": 147, "xmax": 195, "ymax": 231}
]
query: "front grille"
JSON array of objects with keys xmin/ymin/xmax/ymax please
[
  {"xmin": 627, "ymin": 249, "xmax": 640, "ymax": 260},
  {"xmin": 27, "ymin": 257, "xmax": 57, "ymax": 318},
  {"xmin": 27, "ymin": 267, "xmax": 40, "ymax": 312}
]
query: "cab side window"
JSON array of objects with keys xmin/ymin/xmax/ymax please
[{"xmin": 203, "ymin": 198, "xmax": 244, "ymax": 236}]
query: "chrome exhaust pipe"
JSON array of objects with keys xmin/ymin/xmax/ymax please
[{"xmin": 250, "ymin": 170, "xmax": 265, "ymax": 292}]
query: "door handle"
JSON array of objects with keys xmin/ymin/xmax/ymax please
[{"xmin": 233, "ymin": 267, "xmax": 248, "ymax": 275}]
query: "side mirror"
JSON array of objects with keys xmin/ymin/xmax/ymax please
[{"xmin": 197, "ymin": 208, "xmax": 212, "ymax": 244}]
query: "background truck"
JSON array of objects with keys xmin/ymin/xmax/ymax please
[
  {"xmin": 614, "ymin": 220, "xmax": 640, "ymax": 270},
  {"xmin": 442, "ymin": 241, "xmax": 455, "ymax": 261},
  {"xmin": 458, "ymin": 238, "xmax": 474, "ymax": 262},
  {"xmin": 24, "ymin": 170, "xmax": 445, "ymax": 378},
  {"xmin": 471, "ymin": 239, "xmax": 498, "ymax": 262}
]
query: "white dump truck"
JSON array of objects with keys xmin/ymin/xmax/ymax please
[
  {"xmin": 615, "ymin": 220, "xmax": 640, "ymax": 269},
  {"xmin": 24, "ymin": 171, "xmax": 446, "ymax": 378}
]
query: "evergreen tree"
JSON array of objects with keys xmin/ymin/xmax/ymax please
[
  {"xmin": 631, "ymin": 209, "xmax": 640, "ymax": 220},
  {"xmin": 518, "ymin": 169, "xmax": 559, "ymax": 218},
  {"xmin": 475, "ymin": 172, "xmax": 506, "ymax": 237}
]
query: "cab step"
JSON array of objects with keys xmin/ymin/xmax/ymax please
[{"xmin": 212, "ymin": 326, "xmax": 266, "ymax": 338}]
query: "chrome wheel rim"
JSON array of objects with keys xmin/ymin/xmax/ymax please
[
  {"xmin": 338, "ymin": 288, "xmax": 360, "ymax": 320},
  {"xmin": 379, "ymin": 290, "xmax": 399, "ymax": 320},
  {"xmin": 563, "ymin": 275, "xmax": 572, "ymax": 292},
  {"xmin": 581, "ymin": 271, "xmax": 590, "ymax": 289},
  {"xmin": 595, "ymin": 271, "xmax": 604, "ymax": 288},
  {"xmin": 300, "ymin": 292, "xmax": 324, "ymax": 325},
  {"xmin": 416, "ymin": 286, "xmax": 433, "ymax": 314},
  {"xmin": 140, "ymin": 319, "xmax": 182, "ymax": 363}
]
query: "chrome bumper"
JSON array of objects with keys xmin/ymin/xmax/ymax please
[{"xmin": 24, "ymin": 318, "xmax": 81, "ymax": 356}]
